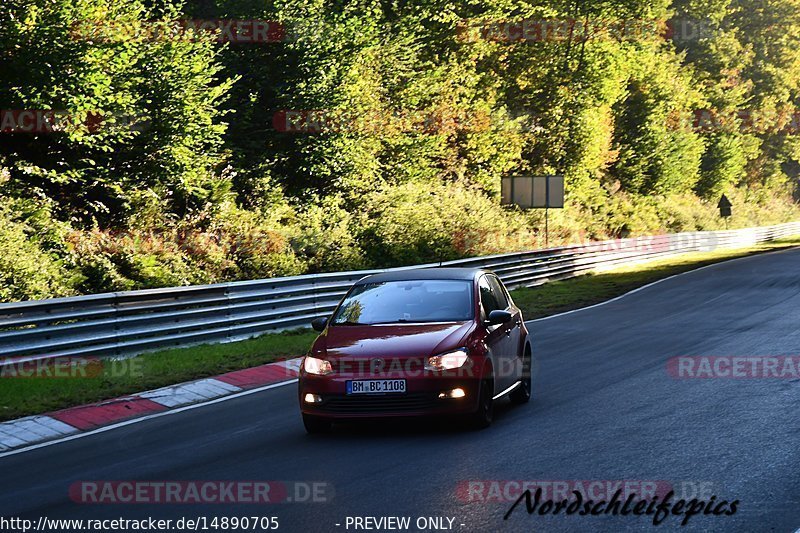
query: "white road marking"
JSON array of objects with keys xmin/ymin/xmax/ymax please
[
  {"xmin": 0, "ymin": 415, "xmax": 78, "ymax": 446},
  {"xmin": 527, "ymin": 246, "xmax": 798, "ymax": 324},
  {"xmin": 0, "ymin": 379, "xmax": 298, "ymax": 459},
  {"xmin": 493, "ymin": 381, "xmax": 521, "ymax": 400},
  {"xmin": 139, "ymin": 377, "xmax": 242, "ymax": 408},
  {"xmin": 1, "ymin": 245, "xmax": 796, "ymax": 459}
]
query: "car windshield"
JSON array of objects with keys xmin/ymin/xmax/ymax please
[{"xmin": 331, "ymin": 280, "xmax": 474, "ymax": 325}]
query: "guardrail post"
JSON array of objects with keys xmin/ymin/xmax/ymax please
[
  {"xmin": 225, "ymin": 284, "xmax": 233, "ymax": 342},
  {"xmin": 113, "ymin": 292, "xmax": 121, "ymax": 358}
]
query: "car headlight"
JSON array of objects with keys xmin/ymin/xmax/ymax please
[
  {"xmin": 425, "ymin": 348, "xmax": 469, "ymax": 371},
  {"xmin": 304, "ymin": 355, "xmax": 333, "ymax": 376}
]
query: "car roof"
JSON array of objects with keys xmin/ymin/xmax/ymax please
[{"xmin": 355, "ymin": 267, "xmax": 489, "ymax": 285}]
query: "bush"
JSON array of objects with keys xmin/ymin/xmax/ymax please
[
  {"xmin": 359, "ymin": 182, "xmax": 528, "ymax": 267},
  {"xmin": 68, "ymin": 205, "xmax": 308, "ymax": 293},
  {"xmin": 0, "ymin": 201, "xmax": 74, "ymax": 302},
  {"xmin": 292, "ymin": 197, "xmax": 367, "ymax": 273},
  {"xmin": 216, "ymin": 207, "xmax": 308, "ymax": 280},
  {"xmin": 68, "ymin": 228, "xmax": 225, "ymax": 292}
]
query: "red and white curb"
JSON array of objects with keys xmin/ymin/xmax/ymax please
[{"xmin": 0, "ymin": 357, "xmax": 301, "ymax": 452}]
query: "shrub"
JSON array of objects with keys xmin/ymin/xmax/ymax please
[
  {"xmin": 359, "ymin": 181, "xmax": 528, "ymax": 267},
  {"xmin": 0, "ymin": 200, "xmax": 74, "ymax": 302},
  {"xmin": 291, "ymin": 197, "xmax": 367, "ymax": 273}
]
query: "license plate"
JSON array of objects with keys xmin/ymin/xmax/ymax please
[{"xmin": 346, "ymin": 379, "xmax": 406, "ymax": 395}]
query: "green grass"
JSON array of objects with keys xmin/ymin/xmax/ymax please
[
  {"xmin": 2, "ymin": 235, "xmax": 798, "ymax": 423},
  {"xmin": 0, "ymin": 328, "xmax": 317, "ymax": 422},
  {"xmin": 510, "ymin": 235, "xmax": 800, "ymax": 319}
]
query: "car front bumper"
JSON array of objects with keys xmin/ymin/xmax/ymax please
[{"xmin": 299, "ymin": 373, "xmax": 482, "ymax": 419}]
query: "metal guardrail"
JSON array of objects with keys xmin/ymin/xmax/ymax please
[{"xmin": 1, "ymin": 222, "xmax": 799, "ymax": 364}]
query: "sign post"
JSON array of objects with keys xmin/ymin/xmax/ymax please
[{"xmin": 501, "ymin": 175, "xmax": 565, "ymax": 247}]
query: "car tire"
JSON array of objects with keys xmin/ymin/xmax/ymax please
[
  {"xmin": 510, "ymin": 349, "xmax": 532, "ymax": 404},
  {"xmin": 468, "ymin": 375, "xmax": 494, "ymax": 429},
  {"xmin": 302, "ymin": 413, "xmax": 332, "ymax": 434}
]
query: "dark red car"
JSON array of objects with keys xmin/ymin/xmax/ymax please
[{"xmin": 298, "ymin": 268, "xmax": 532, "ymax": 433}]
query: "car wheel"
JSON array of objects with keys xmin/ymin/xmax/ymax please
[
  {"xmin": 468, "ymin": 375, "xmax": 494, "ymax": 429},
  {"xmin": 510, "ymin": 349, "xmax": 532, "ymax": 404},
  {"xmin": 302, "ymin": 413, "xmax": 332, "ymax": 434}
]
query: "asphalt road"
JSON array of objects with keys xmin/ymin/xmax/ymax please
[{"xmin": 1, "ymin": 248, "xmax": 799, "ymax": 533}]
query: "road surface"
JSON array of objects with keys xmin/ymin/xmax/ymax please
[{"xmin": 1, "ymin": 248, "xmax": 799, "ymax": 532}]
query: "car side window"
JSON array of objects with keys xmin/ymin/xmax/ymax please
[
  {"xmin": 479, "ymin": 276, "xmax": 501, "ymax": 318},
  {"xmin": 500, "ymin": 281, "xmax": 515, "ymax": 308},
  {"xmin": 489, "ymin": 276, "xmax": 510, "ymax": 310}
]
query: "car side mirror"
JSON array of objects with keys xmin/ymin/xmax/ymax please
[
  {"xmin": 487, "ymin": 309, "xmax": 512, "ymax": 326},
  {"xmin": 311, "ymin": 317, "xmax": 329, "ymax": 332}
]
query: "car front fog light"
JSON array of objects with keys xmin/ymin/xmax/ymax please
[{"xmin": 304, "ymin": 393, "xmax": 323, "ymax": 403}]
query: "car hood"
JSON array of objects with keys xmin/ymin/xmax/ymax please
[{"xmin": 312, "ymin": 322, "xmax": 474, "ymax": 360}]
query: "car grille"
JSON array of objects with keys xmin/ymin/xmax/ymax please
[{"xmin": 318, "ymin": 393, "xmax": 440, "ymax": 414}]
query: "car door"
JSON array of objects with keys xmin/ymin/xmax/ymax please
[
  {"xmin": 488, "ymin": 275, "xmax": 523, "ymax": 385},
  {"xmin": 478, "ymin": 275, "xmax": 514, "ymax": 391}
]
